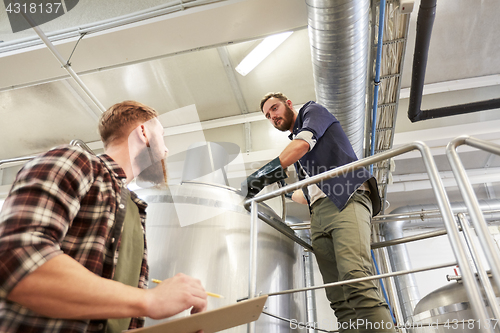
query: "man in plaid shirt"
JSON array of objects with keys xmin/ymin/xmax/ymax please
[{"xmin": 0, "ymin": 101, "xmax": 207, "ymax": 332}]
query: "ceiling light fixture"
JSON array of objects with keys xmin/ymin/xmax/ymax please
[{"xmin": 235, "ymin": 31, "xmax": 293, "ymax": 76}]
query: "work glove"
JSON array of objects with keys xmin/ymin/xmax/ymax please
[
  {"xmin": 241, "ymin": 157, "xmax": 288, "ymax": 198},
  {"xmin": 278, "ymin": 180, "xmax": 293, "ymax": 199}
]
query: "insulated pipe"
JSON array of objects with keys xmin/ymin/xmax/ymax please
[
  {"xmin": 407, "ymin": 0, "xmax": 500, "ymax": 122},
  {"xmin": 306, "ymin": 0, "xmax": 370, "ymax": 158},
  {"xmin": 407, "ymin": 0, "xmax": 436, "ymax": 122},
  {"xmin": 370, "ymin": 0, "xmax": 387, "ymax": 173}
]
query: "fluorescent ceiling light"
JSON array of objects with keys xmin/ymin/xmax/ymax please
[{"xmin": 235, "ymin": 31, "xmax": 293, "ymax": 76}]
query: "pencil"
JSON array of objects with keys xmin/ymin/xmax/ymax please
[{"xmin": 151, "ymin": 279, "xmax": 225, "ymax": 299}]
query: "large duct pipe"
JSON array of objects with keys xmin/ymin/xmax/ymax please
[
  {"xmin": 306, "ymin": 0, "xmax": 369, "ymax": 158},
  {"xmin": 382, "ymin": 199, "xmax": 500, "ymax": 323}
]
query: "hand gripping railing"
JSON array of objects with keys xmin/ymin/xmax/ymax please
[
  {"xmin": 244, "ymin": 141, "xmax": 494, "ymax": 333},
  {"xmin": 447, "ymin": 135, "xmax": 500, "ymax": 304}
]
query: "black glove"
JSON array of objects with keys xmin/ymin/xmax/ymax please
[
  {"xmin": 241, "ymin": 157, "xmax": 288, "ymax": 198},
  {"xmin": 278, "ymin": 180, "xmax": 293, "ymax": 199}
]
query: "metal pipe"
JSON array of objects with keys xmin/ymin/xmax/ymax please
[
  {"xmin": 306, "ymin": 0, "xmax": 369, "ymax": 158},
  {"xmin": 457, "ymin": 213, "xmax": 500, "ymax": 324},
  {"xmin": 0, "ymin": 156, "xmax": 37, "ymax": 169},
  {"xmin": 375, "ymin": 205, "xmax": 500, "ymax": 225},
  {"xmin": 407, "ymin": 0, "xmax": 436, "ymax": 122},
  {"xmin": 69, "ymin": 139, "xmax": 95, "ymax": 154},
  {"xmin": 27, "ymin": 25, "xmax": 106, "ymax": 112},
  {"xmin": 446, "ymin": 135, "xmax": 500, "ymax": 301},
  {"xmin": 1, "ymin": 0, "xmax": 228, "ymax": 54},
  {"xmin": 248, "ymin": 200, "xmax": 258, "ymax": 333},
  {"xmin": 371, "ymin": 229, "xmax": 448, "ymax": 249},
  {"xmin": 249, "ymin": 200, "xmax": 259, "ymax": 300},
  {"xmin": 266, "ymin": 261, "xmax": 457, "ymax": 297},
  {"xmin": 421, "ymin": 139, "xmax": 493, "ymax": 330},
  {"xmin": 380, "ymin": 246, "xmax": 406, "ymax": 331},
  {"xmin": 303, "ymin": 253, "xmax": 318, "ymax": 333},
  {"xmin": 407, "ymin": 0, "xmax": 500, "ymax": 122},
  {"xmin": 378, "ymin": 199, "xmax": 500, "ymax": 322},
  {"xmin": 245, "ymin": 140, "xmax": 492, "ymax": 326},
  {"xmin": 245, "ymin": 142, "xmax": 435, "ymax": 205},
  {"xmin": 381, "ymin": 218, "xmax": 420, "ymax": 322},
  {"xmin": 370, "ymin": 0, "xmax": 387, "ymax": 173}
]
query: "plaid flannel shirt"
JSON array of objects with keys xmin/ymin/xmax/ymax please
[{"xmin": 0, "ymin": 145, "xmax": 148, "ymax": 333}]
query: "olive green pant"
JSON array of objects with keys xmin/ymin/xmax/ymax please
[{"xmin": 311, "ymin": 191, "xmax": 395, "ymax": 333}]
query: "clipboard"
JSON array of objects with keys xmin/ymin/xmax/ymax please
[{"xmin": 125, "ymin": 295, "xmax": 268, "ymax": 333}]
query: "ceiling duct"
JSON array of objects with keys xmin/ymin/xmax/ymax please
[{"xmin": 306, "ymin": 0, "xmax": 369, "ymax": 158}]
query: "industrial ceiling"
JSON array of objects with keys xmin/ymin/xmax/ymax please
[{"xmin": 0, "ymin": 0, "xmax": 499, "ymax": 220}]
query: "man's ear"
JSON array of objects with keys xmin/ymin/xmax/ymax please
[
  {"xmin": 286, "ymin": 99, "xmax": 293, "ymax": 108},
  {"xmin": 133, "ymin": 124, "xmax": 150, "ymax": 146}
]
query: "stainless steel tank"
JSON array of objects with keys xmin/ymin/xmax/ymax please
[
  {"xmin": 135, "ymin": 182, "xmax": 307, "ymax": 332},
  {"xmin": 410, "ymin": 277, "xmax": 499, "ymax": 332}
]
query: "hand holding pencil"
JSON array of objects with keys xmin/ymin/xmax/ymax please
[
  {"xmin": 143, "ymin": 273, "xmax": 208, "ymax": 319},
  {"xmin": 152, "ymin": 279, "xmax": 224, "ymax": 299}
]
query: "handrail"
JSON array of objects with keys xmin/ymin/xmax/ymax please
[
  {"xmin": 0, "ymin": 139, "xmax": 94, "ymax": 170},
  {"xmin": 244, "ymin": 141, "xmax": 492, "ymax": 329},
  {"xmin": 446, "ymin": 135, "xmax": 500, "ymax": 308},
  {"xmin": 456, "ymin": 213, "xmax": 500, "ymax": 322},
  {"xmin": 266, "ymin": 261, "xmax": 457, "ymax": 296},
  {"xmin": 0, "ymin": 156, "xmax": 38, "ymax": 169},
  {"xmin": 69, "ymin": 139, "xmax": 95, "ymax": 155}
]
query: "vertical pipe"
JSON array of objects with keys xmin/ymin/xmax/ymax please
[
  {"xmin": 418, "ymin": 142, "xmax": 493, "ymax": 331},
  {"xmin": 248, "ymin": 200, "xmax": 259, "ymax": 333},
  {"xmin": 303, "ymin": 253, "xmax": 318, "ymax": 333},
  {"xmin": 457, "ymin": 213, "xmax": 500, "ymax": 325},
  {"xmin": 371, "ymin": 250, "xmax": 395, "ymax": 323},
  {"xmin": 370, "ymin": 0, "xmax": 386, "ymax": 173}
]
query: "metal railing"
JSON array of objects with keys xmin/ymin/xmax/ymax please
[
  {"xmin": 244, "ymin": 140, "xmax": 494, "ymax": 333},
  {"xmin": 446, "ymin": 135, "xmax": 500, "ymax": 303}
]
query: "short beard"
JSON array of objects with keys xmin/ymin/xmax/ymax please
[
  {"xmin": 275, "ymin": 104, "xmax": 295, "ymax": 132},
  {"xmin": 135, "ymin": 149, "xmax": 168, "ymax": 188}
]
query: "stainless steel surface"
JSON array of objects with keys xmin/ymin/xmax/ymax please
[
  {"xmin": 378, "ymin": 199, "xmax": 500, "ymax": 324},
  {"xmin": 69, "ymin": 139, "xmax": 95, "ymax": 155},
  {"xmin": 411, "ymin": 277, "xmax": 500, "ymax": 333},
  {"xmin": 420, "ymin": 140, "xmax": 492, "ymax": 331},
  {"xmin": 457, "ymin": 213, "xmax": 500, "ymax": 322},
  {"xmin": 0, "ymin": 156, "xmax": 37, "ymax": 169},
  {"xmin": 374, "ymin": 204, "xmax": 500, "ymax": 226},
  {"xmin": 447, "ymin": 135, "xmax": 500, "ymax": 303},
  {"xmin": 372, "ymin": 229, "xmax": 448, "ymax": 249},
  {"xmin": 306, "ymin": 0, "xmax": 369, "ymax": 158},
  {"xmin": 249, "ymin": 202, "xmax": 312, "ymax": 251},
  {"xmin": 136, "ymin": 182, "xmax": 306, "ymax": 332},
  {"xmin": 249, "ymin": 200, "xmax": 258, "ymax": 300},
  {"xmin": 303, "ymin": 252, "xmax": 317, "ymax": 333}
]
